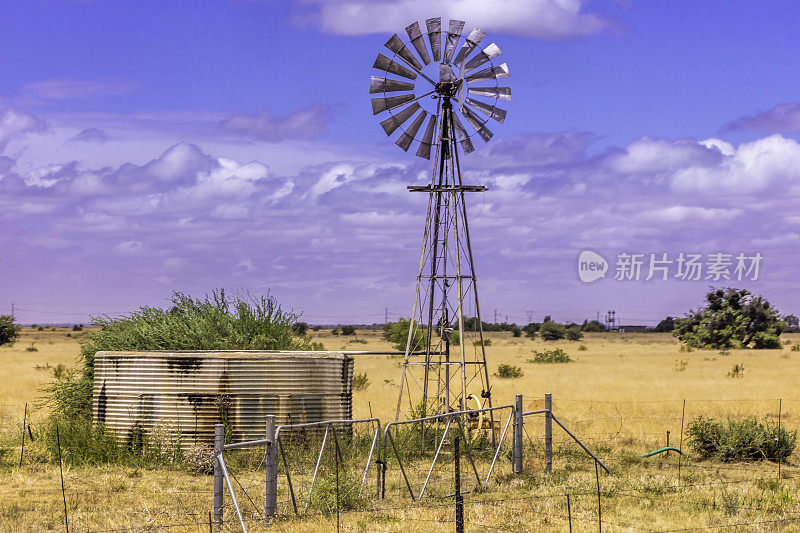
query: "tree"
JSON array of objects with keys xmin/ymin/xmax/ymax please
[
  {"xmin": 292, "ymin": 322, "xmax": 309, "ymax": 335},
  {"xmin": 581, "ymin": 320, "xmax": 606, "ymax": 332},
  {"xmin": 654, "ymin": 317, "xmax": 675, "ymax": 333},
  {"xmin": 674, "ymin": 288, "xmax": 783, "ymax": 349},
  {"xmin": 539, "ymin": 321, "xmax": 566, "ymax": 341},
  {"xmin": 565, "ymin": 327, "xmax": 583, "ymax": 341},
  {"xmin": 383, "ymin": 318, "xmax": 425, "ymax": 352},
  {"xmin": 340, "ymin": 325, "xmax": 356, "ymax": 336},
  {"xmin": 783, "ymin": 314, "xmax": 799, "ymax": 332},
  {"xmin": 0, "ymin": 315, "xmax": 20, "ymax": 345}
]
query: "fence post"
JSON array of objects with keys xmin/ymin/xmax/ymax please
[
  {"xmin": 545, "ymin": 392, "xmax": 552, "ymax": 474},
  {"xmin": 514, "ymin": 394, "xmax": 523, "ymax": 474},
  {"xmin": 213, "ymin": 424, "xmax": 224, "ymax": 528},
  {"xmin": 265, "ymin": 415, "xmax": 278, "ymax": 518},
  {"xmin": 454, "ymin": 435, "xmax": 464, "ymax": 533}
]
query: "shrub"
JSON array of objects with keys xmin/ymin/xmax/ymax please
[
  {"xmin": 565, "ymin": 328, "xmax": 583, "ymax": 341},
  {"xmin": 687, "ymin": 416, "xmax": 796, "ymax": 462},
  {"xmin": 473, "ymin": 338, "xmax": 492, "ymax": 347},
  {"xmin": 539, "ymin": 321, "xmax": 566, "ymax": 341},
  {"xmin": 184, "ymin": 444, "xmax": 215, "ymax": 475},
  {"xmin": 43, "ymin": 289, "xmax": 315, "ymax": 424},
  {"xmin": 311, "ymin": 325, "xmax": 322, "ymax": 332},
  {"xmin": 292, "ymin": 322, "xmax": 308, "ymax": 335},
  {"xmin": 0, "ymin": 315, "xmax": 20, "ymax": 345},
  {"xmin": 792, "ymin": 344, "xmax": 800, "ymax": 352},
  {"xmin": 72, "ymin": 325, "xmax": 83, "ymax": 332},
  {"xmin": 383, "ymin": 318, "xmax": 425, "ymax": 352},
  {"xmin": 25, "ymin": 343, "xmax": 38, "ymax": 352},
  {"xmin": 332, "ymin": 328, "xmax": 340, "ymax": 335},
  {"xmin": 674, "ymin": 359, "xmax": 688, "ymax": 372},
  {"xmin": 511, "ymin": 327, "xmax": 522, "ymax": 337},
  {"xmin": 352, "ymin": 372, "xmax": 370, "ymax": 391},
  {"xmin": 37, "ymin": 326, "xmax": 44, "ymax": 331},
  {"xmin": 581, "ymin": 320, "xmax": 606, "ymax": 332},
  {"xmin": 528, "ymin": 348, "xmax": 572, "ymax": 364},
  {"xmin": 727, "ymin": 363, "xmax": 745, "ymax": 378},
  {"xmin": 340, "ymin": 325, "xmax": 356, "ymax": 336},
  {"xmin": 577, "ymin": 344, "xmax": 587, "ymax": 351},
  {"xmin": 494, "ymin": 364, "xmax": 524, "ymax": 379}
]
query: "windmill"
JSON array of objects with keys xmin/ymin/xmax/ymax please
[{"xmin": 370, "ymin": 18, "xmax": 510, "ymax": 425}]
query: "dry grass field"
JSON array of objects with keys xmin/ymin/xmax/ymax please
[{"xmin": 2, "ymin": 328, "xmax": 800, "ymax": 531}]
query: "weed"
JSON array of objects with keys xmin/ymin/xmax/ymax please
[
  {"xmin": 473, "ymin": 338, "xmax": 492, "ymax": 347},
  {"xmin": 792, "ymin": 344, "xmax": 800, "ymax": 352},
  {"xmin": 527, "ymin": 348, "xmax": 572, "ymax": 364},
  {"xmin": 674, "ymin": 359, "xmax": 688, "ymax": 372},
  {"xmin": 577, "ymin": 344, "xmax": 587, "ymax": 351},
  {"xmin": 352, "ymin": 372, "xmax": 370, "ymax": 391},
  {"xmin": 495, "ymin": 364, "xmax": 524, "ymax": 378},
  {"xmin": 348, "ymin": 338, "xmax": 367, "ymax": 344},
  {"xmin": 727, "ymin": 363, "xmax": 745, "ymax": 378},
  {"xmin": 25, "ymin": 343, "xmax": 38, "ymax": 352},
  {"xmin": 679, "ymin": 344, "xmax": 694, "ymax": 352}
]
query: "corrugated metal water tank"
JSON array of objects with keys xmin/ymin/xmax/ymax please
[{"xmin": 92, "ymin": 350, "xmax": 355, "ymax": 448}]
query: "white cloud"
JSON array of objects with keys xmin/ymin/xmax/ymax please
[
  {"xmin": 671, "ymin": 134, "xmax": 800, "ymax": 194},
  {"xmin": 603, "ymin": 136, "xmax": 719, "ymax": 176},
  {"xmin": 21, "ymin": 78, "xmax": 138, "ymax": 102},
  {"xmin": 299, "ymin": 0, "xmax": 610, "ymax": 40},
  {"xmin": 648, "ymin": 206, "xmax": 742, "ymax": 223},
  {"xmin": 0, "ymin": 109, "xmax": 46, "ymax": 152}
]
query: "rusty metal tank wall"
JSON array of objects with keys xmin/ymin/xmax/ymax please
[{"xmin": 92, "ymin": 350, "xmax": 354, "ymax": 448}]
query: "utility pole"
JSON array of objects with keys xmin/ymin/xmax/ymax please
[
  {"xmin": 385, "ymin": 308, "xmax": 389, "ymax": 324},
  {"xmin": 11, "ymin": 303, "xmax": 14, "ymax": 318},
  {"xmin": 494, "ymin": 309, "xmax": 498, "ymax": 324},
  {"xmin": 526, "ymin": 310, "xmax": 535, "ymax": 323}
]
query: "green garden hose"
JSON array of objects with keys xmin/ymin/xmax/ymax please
[{"xmin": 639, "ymin": 447, "xmax": 683, "ymax": 458}]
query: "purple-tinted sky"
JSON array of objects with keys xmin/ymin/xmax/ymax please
[{"xmin": 2, "ymin": 0, "xmax": 800, "ymax": 326}]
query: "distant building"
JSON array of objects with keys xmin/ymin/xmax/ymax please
[{"xmin": 618, "ymin": 325, "xmax": 649, "ymax": 333}]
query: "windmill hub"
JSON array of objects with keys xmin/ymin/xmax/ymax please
[{"xmin": 435, "ymin": 79, "xmax": 460, "ymax": 98}]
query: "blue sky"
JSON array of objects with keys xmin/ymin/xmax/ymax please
[{"xmin": 2, "ymin": 0, "xmax": 800, "ymax": 325}]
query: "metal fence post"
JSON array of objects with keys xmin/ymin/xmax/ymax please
[
  {"xmin": 213, "ymin": 424, "xmax": 224, "ymax": 528},
  {"xmin": 454, "ymin": 435, "xmax": 464, "ymax": 533},
  {"xmin": 545, "ymin": 392, "xmax": 552, "ymax": 474},
  {"xmin": 514, "ymin": 394, "xmax": 523, "ymax": 474},
  {"xmin": 265, "ymin": 415, "xmax": 277, "ymax": 518}
]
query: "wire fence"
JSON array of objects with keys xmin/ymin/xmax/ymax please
[{"xmin": 5, "ymin": 396, "xmax": 800, "ymax": 532}]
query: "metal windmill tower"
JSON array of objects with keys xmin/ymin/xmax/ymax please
[{"xmin": 369, "ymin": 18, "xmax": 510, "ymax": 422}]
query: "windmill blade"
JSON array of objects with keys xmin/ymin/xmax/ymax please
[
  {"xmin": 396, "ymin": 110, "xmax": 428, "ymax": 152},
  {"xmin": 405, "ymin": 21, "xmax": 431, "ymax": 65},
  {"xmin": 465, "ymin": 62, "xmax": 509, "ymax": 83},
  {"xmin": 380, "ymin": 102, "xmax": 421, "ymax": 136},
  {"xmin": 426, "ymin": 17, "xmax": 442, "ymax": 62},
  {"xmin": 454, "ymin": 28, "xmax": 486, "ymax": 68},
  {"xmin": 466, "ymin": 97, "xmax": 506, "ymax": 123},
  {"xmin": 416, "ymin": 113, "xmax": 438, "ymax": 159},
  {"xmin": 451, "ymin": 111, "xmax": 475, "ymax": 154},
  {"xmin": 371, "ymin": 94, "xmax": 415, "ymax": 115},
  {"xmin": 385, "ymin": 34, "xmax": 424, "ymax": 72},
  {"xmin": 463, "ymin": 43, "xmax": 502, "ymax": 73},
  {"xmin": 370, "ymin": 76, "xmax": 415, "ymax": 94},
  {"xmin": 461, "ymin": 104, "xmax": 494, "ymax": 143},
  {"xmin": 374, "ymin": 54, "xmax": 417, "ymax": 80},
  {"xmin": 443, "ymin": 19, "xmax": 465, "ymax": 63},
  {"xmin": 468, "ymin": 86, "xmax": 511, "ymax": 101}
]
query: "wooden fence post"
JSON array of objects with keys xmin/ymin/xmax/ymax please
[
  {"xmin": 213, "ymin": 424, "xmax": 224, "ymax": 528},
  {"xmin": 265, "ymin": 415, "xmax": 278, "ymax": 518}
]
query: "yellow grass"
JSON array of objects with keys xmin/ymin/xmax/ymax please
[{"xmin": 3, "ymin": 329, "xmax": 800, "ymax": 531}]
